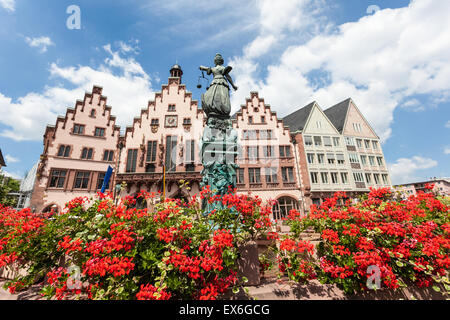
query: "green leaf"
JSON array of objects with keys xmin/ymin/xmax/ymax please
[
  {"xmin": 242, "ymin": 276, "xmax": 249, "ymax": 284},
  {"xmin": 395, "ymin": 261, "xmax": 404, "ymax": 267},
  {"xmin": 432, "ymin": 285, "xmax": 441, "ymax": 292},
  {"xmin": 232, "ymin": 287, "xmax": 239, "ymax": 294}
]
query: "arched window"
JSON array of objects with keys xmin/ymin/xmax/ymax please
[{"xmin": 272, "ymin": 197, "xmax": 299, "ymax": 220}]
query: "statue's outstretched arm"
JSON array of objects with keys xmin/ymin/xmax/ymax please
[{"xmin": 225, "ymin": 74, "xmax": 238, "ymax": 91}]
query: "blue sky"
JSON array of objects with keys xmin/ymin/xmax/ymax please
[{"xmin": 0, "ymin": 0, "xmax": 448, "ymax": 184}]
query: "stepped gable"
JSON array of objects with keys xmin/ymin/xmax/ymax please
[
  {"xmin": 43, "ymin": 85, "xmax": 120, "ymax": 142},
  {"xmin": 233, "ymin": 91, "xmax": 291, "ymax": 137},
  {"xmin": 124, "ymin": 77, "xmax": 201, "ymax": 141}
]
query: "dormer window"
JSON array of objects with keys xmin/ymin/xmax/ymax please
[{"xmin": 168, "ymin": 104, "xmax": 176, "ymax": 112}]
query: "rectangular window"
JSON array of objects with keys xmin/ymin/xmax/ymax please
[
  {"xmin": 146, "ymin": 164, "xmax": 156, "ymax": 173},
  {"xmin": 103, "ymin": 150, "xmax": 114, "ymax": 162},
  {"xmin": 333, "ymin": 137, "xmax": 340, "ymax": 147},
  {"xmin": 365, "ymin": 140, "xmax": 371, "ymax": 149},
  {"xmin": 126, "ymin": 149, "xmax": 138, "ymax": 173},
  {"xmin": 73, "ymin": 124, "xmax": 85, "ymax": 135},
  {"xmin": 151, "ymin": 119, "xmax": 159, "ymax": 126},
  {"xmin": 304, "ymin": 136, "xmax": 313, "ymax": 146},
  {"xmin": 316, "ymin": 121, "xmax": 322, "ymax": 129},
  {"xmin": 165, "ymin": 136, "xmax": 178, "ymax": 172},
  {"xmin": 58, "ymin": 145, "xmax": 71, "ymax": 158},
  {"xmin": 279, "ymin": 146, "xmax": 291, "ymax": 158},
  {"xmin": 349, "ymin": 153, "xmax": 360, "ymax": 164},
  {"xmin": 248, "ymin": 116, "xmax": 253, "ymax": 124},
  {"xmin": 265, "ymin": 167, "xmax": 278, "ymax": 183},
  {"xmin": 356, "ymin": 139, "xmax": 363, "ymax": 148},
  {"xmin": 168, "ymin": 104, "xmax": 176, "ymax": 112},
  {"xmin": 377, "ymin": 157, "xmax": 384, "ymax": 166},
  {"xmin": 365, "ymin": 173, "xmax": 372, "ymax": 184},
  {"xmin": 382, "ymin": 174, "xmax": 389, "ymax": 185},
  {"xmin": 185, "ymin": 140, "xmax": 195, "ymax": 163},
  {"xmin": 249, "ymin": 168, "xmax": 261, "ymax": 184},
  {"xmin": 307, "ymin": 153, "xmax": 315, "ymax": 164},
  {"xmin": 361, "ymin": 155, "xmax": 367, "ymax": 165},
  {"xmin": 310, "ymin": 172, "xmax": 319, "ymax": 184},
  {"xmin": 237, "ymin": 168, "xmax": 245, "ymax": 184},
  {"xmin": 81, "ymin": 148, "xmax": 94, "ymax": 160},
  {"xmin": 341, "ymin": 172, "xmax": 349, "ymax": 184},
  {"xmin": 317, "ymin": 153, "xmax": 325, "ymax": 164},
  {"xmin": 49, "ymin": 170, "xmax": 67, "ymax": 188},
  {"xmin": 237, "ymin": 145, "xmax": 244, "ymax": 160},
  {"xmin": 282, "ymin": 167, "xmax": 294, "ymax": 183},
  {"xmin": 97, "ymin": 173, "xmax": 110, "ymax": 190},
  {"xmin": 374, "ymin": 174, "xmax": 381, "ymax": 185},
  {"xmin": 372, "ymin": 141, "xmax": 379, "ymax": 150},
  {"xmin": 74, "ymin": 172, "xmax": 90, "ymax": 189},
  {"xmin": 321, "ymin": 172, "xmax": 329, "ymax": 184},
  {"xmin": 261, "ymin": 116, "xmax": 266, "ymax": 123},
  {"xmin": 369, "ymin": 156, "xmax": 375, "ymax": 166},
  {"xmin": 242, "ymin": 130, "xmax": 249, "ymax": 140},
  {"xmin": 337, "ymin": 154, "xmax": 345, "ymax": 165},
  {"xmin": 323, "ymin": 136, "xmax": 332, "ymax": 147},
  {"xmin": 183, "ymin": 118, "xmax": 192, "ymax": 125},
  {"xmin": 185, "ymin": 164, "xmax": 195, "ymax": 172},
  {"xmin": 327, "ymin": 153, "xmax": 336, "ymax": 164},
  {"xmin": 331, "ymin": 172, "xmax": 339, "ymax": 184},
  {"xmin": 259, "ymin": 130, "xmax": 273, "ymax": 140},
  {"xmin": 353, "ymin": 172, "xmax": 365, "ymax": 183},
  {"xmin": 263, "ymin": 146, "xmax": 275, "ymax": 158},
  {"xmin": 146, "ymin": 141, "xmax": 158, "ymax": 163},
  {"xmin": 345, "ymin": 137, "xmax": 355, "ymax": 146},
  {"xmin": 314, "ymin": 136, "xmax": 322, "ymax": 147},
  {"xmin": 94, "ymin": 127, "xmax": 105, "ymax": 137},
  {"xmin": 248, "ymin": 146, "xmax": 259, "ymax": 160},
  {"xmin": 248, "ymin": 130, "xmax": 257, "ymax": 140}
]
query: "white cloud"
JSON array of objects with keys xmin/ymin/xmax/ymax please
[
  {"xmin": 5, "ymin": 154, "xmax": 19, "ymax": 163},
  {"xmin": 25, "ymin": 36, "xmax": 55, "ymax": 53},
  {"xmin": 0, "ymin": 44, "xmax": 155, "ymax": 141},
  {"xmin": 444, "ymin": 147, "xmax": 450, "ymax": 155},
  {"xmin": 1, "ymin": 170, "xmax": 23, "ymax": 180},
  {"xmin": 446, "ymin": 120, "xmax": 450, "ymax": 128},
  {"xmin": 230, "ymin": 0, "xmax": 450, "ymax": 142},
  {"xmin": 0, "ymin": 0, "xmax": 15, "ymax": 12},
  {"xmin": 388, "ymin": 156, "xmax": 438, "ymax": 185}
]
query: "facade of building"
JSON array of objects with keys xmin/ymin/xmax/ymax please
[
  {"xmin": 30, "ymin": 86, "xmax": 120, "ymax": 213},
  {"xmin": 30, "ymin": 65, "xmax": 392, "ymax": 219},
  {"xmin": 393, "ymin": 178, "xmax": 450, "ymax": 199},
  {"xmin": 324, "ymin": 99, "xmax": 391, "ymax": 191}
]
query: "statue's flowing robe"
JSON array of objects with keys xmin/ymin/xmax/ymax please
[{"xmin": 201, "ymin": 65, "xmax": 232, "ymax": 118}]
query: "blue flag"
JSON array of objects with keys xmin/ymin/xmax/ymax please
[{"xmin": 101, "ymin": 165, "xmax": 113, "ymax": 193}]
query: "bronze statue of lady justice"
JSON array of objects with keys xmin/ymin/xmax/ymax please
[{"xmin": 199, "ymin": 53, "xmax": 238, "ymax": 120}]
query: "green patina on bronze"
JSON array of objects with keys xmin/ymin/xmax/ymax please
[{"xmin": 199, "ymin": 53, "xmax": 239, "ymax": 212}]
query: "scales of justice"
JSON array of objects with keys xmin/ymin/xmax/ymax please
[{"xmin": 198, "ymin": 53, "xmax": 240, "ymax": 212}]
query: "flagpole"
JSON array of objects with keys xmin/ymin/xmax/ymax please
[{"xmin": 163, "ymin": 164, "xmax": 166, "ymax": 201}]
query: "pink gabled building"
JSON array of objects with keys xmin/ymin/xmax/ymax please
[{"xmin": 31, "ymin": 86, "xmax": 120, "ymax": 213}]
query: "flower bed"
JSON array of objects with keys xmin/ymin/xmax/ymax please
[
  {"xmin": 281, "ymin": 186, "xmax": 450, "ymax": 296},
  {"xmin": 0, "ymin": 189, "xmax": 275, "ymax": 300},
  {"xmin": 1, "ymin": 186, "xmax": 448, "ymax": 300}
]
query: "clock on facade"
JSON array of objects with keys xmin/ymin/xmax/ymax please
[{"xmin": 165, "ymin": 115, "xmax": 178, "ymax": 127}]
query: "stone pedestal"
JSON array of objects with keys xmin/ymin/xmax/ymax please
[
  {"xmin": 237, "ymin": 241, "xmax": 260, "ymax": 286},
  {"xmin": 200, "ymin": 117, "xmax": 239, "ymax": 213}
]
